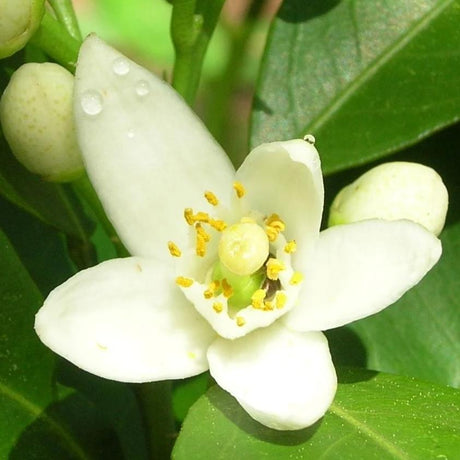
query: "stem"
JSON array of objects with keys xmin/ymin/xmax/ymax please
[
  {"xmin": 48, "ymin": 0, "xmax": 83, "ymax": 41},
  {"xmin": 135, "ymin": 382, "xmax": 176, "ymax": 460},
  {"xmin": 30, "ymin": 10, "xmax": 80, "ymax": 72},
  {"xmin": 72, "ymin": 174, "xmax": 129, "ymax": 258},
  {"xmin": 171, "ymin": 0, "xmax": 226, "ymax": 104}
]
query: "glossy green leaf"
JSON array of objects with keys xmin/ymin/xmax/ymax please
[
  {"xmin": 251, "ymin": 0, "xmax": 460, "ymax": 173},
  {"xmin": 173, "ymin": 370, "xmax": 460, "ymax": 459},
  {"xmin": 0, "ymin": 229, "xmax": 124, "ymax": 458},
  {"xmin": 0, "ymin": 131, "xmax": 93, "ymax": 241},
  {"xmin": 326, "ymin": 125, "xmax": 460, "ymax": 388}
]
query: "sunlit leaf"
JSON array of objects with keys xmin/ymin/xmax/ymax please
[
  {"xmin": 251, "ymin": 0, "xmax": 460, "ymax": 173},
  {"xmin": 174, "ymin": 370, "xmax": 460, "ymax": 459}
]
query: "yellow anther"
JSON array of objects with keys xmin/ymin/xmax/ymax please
[
  {"xmin": 276, "ymin": 292, "xmax": 287, "ymax": 309},
  {"xmin": 284, "ymin": 240, "xmax": 297, "ymax": 254},
  {"xmin": 221, "ymin": 278, "xmax": 233, "ymax": 298},
  {"xmin": 265, "ymin": 213, "xmax": 284, "ymax": 227},
  {"xmin": 213, "ymin": 302, "xmax": 223, "ymax": 313},
  {"xmin": 263, "ymin": 301, "xmax": 274, "ymax": 311},
  {"xmin": 167, "ymin": 241, "xmax": 181, "ymax": 257},
  {"xmin": 290, "ymin": 272, "xmax": 304, "ymax": 285},
  {"xmin": 270, "ymin": 220, "xmax": 285, "ymax": 232},
  {"xmin": 251, "ymin": 289, "xmax": 266, "ymax": 309},
  {"xmin": 233, "ymin": 181, "xmax": 245, "ymax": 198},
  {"xmin": 196, "ymin": 223, "xmax": 211, "ymax": 242},
  {"xmin": 196, "ymin": 234, "xmax": 206, "ymax": 257},
  {"xmin": 203, "ymin": 289, "xmax": 213, "ymax": 299},
  {"xmin": 209, "ymin": 219, "xmax": 227, "ymax": 231},
  {"xmin": 204, "ymin": 280, "xmax": 220, "ymax": 299},
  {"xmin": 204, "ymin": 191, "xmax": 219, "ymax": 206},
  {"xmin": 266, "ymin": 258, "xmax": 286, "ymax": 280},
  {"xmin": 265, "ymin": 225, "xmax": 279, "ymax": 242},
  {"xmin": 184, "ymin": 208, "xmax": 194, "ymax": 225},
  {"xmin": 176, "ymin": 276, "xmax": 194, "ymax": 288},
  {"xmin": 236, "ymin": 316, "xmax": 246, "ymax": 327},
  {"xmin": 193, "ymin": 211, "xmax": 210, "ymax": 223}
]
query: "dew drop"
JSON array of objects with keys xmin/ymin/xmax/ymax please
[
  {"xmin": 112, "ymin": 57, "xmax": 130, "ymax": 76},
  {"xmin": 135, "ymin": 80, "xmax": 150, "ymax": 97},
  {"xmin": 80, "ymin": 90, "xmax": 103, "ymax": 116}
]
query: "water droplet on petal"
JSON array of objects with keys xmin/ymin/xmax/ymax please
[
  {"xmin": 80, "ymin": 90, "xmax": 103, "ymax": 116},
  {"xmin": 112, "ymin": 57, "xmax": 130, "ymax": 76},
  {"xmin": 135, "ymin": 80, "xmax": 150, "ymax": 97}
]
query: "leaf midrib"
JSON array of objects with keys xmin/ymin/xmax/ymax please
[
  {"xmin": 328, "ymin": 402, "xmax": 410, "ymax": 460},
  {"xmin": 0, "ymin": 380, "xmax": 91, "ymax": 460},
  {"xmin": 303, "ymin": 0, "xmax": 454, "ymax": 136}
]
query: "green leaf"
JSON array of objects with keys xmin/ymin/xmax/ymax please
[
  {"xmin": 173, "ymin": 370, "xmax": 460, "ymax": 459},
  {"xmin": 251, "ymin": 0, "xmax": 460, "ymax": 173},
  {"xmin": 0, "ymin": 131, "xmax": 94, "ymax": 241},
  {"xmin": 325, "ymin": 125, "xmax": 460, "ymax": 388},
  {"xmin": 0, "ymin": 229, "xmax": 122, "ymax": 458}
]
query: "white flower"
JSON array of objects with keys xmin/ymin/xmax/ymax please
[{"xmin": 34, "ymin": 36, "xmax": 442, "ymax": 431}]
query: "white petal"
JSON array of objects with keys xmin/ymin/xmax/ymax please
[
  {"xmin": 74, "ymin": 35, "xmax": 235, "ymax": 260},
  {"xmin": 235, "ymin": 139, "xmax": 324, "ymax": 263},
  {"xmin": 284, "ymin": 220, "xmax": 442, "ymax": 332},
  {"xmin": 207, "ymin": 323, "xmax": 337, "ymax": 430},
  {"xmin": 35, "ymin": 257, "xmax": 216, "ymax": 382}
]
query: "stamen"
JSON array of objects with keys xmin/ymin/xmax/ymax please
[
  {"xmin": 251, "ymin": 289, "xmax": 266, "ymax": 309},
  {"xmin": 209, "ymin": 219, "xmax": 227, "ymax": 231},
  {"xmin": 266, "ymin": 258, "xmax": 286, "ymax": 280},
  {"xmin": 233, "ymin": 181, "xmax": 245, "ymax": 198},
  {"xmin": 265, "ymin": 226, "xmax": 279, "ymax": 242},
  {"xmin": 176, "ymin": 276, "xmax": 194, "ymax": 287},
  {"xmin": 275, "ymin": 292, "xmax": 287, "ymax": 309},
  {"xmin": 196, "ymin": 223, "xmax": 211, "ymax": 242},
  {"xmin": 265, "ymin": 213, "xmax": 285, "ymax": 227},
  {"xmin": 194, "ymin": 212, "xmax": 210, "ymax": 223},
  {"xmin": 290, "ymin": 272, "xmax": 304, "ymax": 285},
  {"xmin": 284, "ymin": 240, "xmax": 297, "ymax": 254},
  {"xmin": 213, "ymin": 302, "xmax": 223, "ymax": 313},
  {"xmin": 167, "ymin": 241, "xmax": 181, "ymax": 257},
  {"xmin": 221, "ymin": 278, "xmax": 233, "ymax": 298},
  {"xmin": 263, "ymin": 300, "xmax": 274, "ymax": 311},
  {"xmin": 236, "ymin": 316, "xmax": 246, "ymax": 327},
  {"xmin": 204, "ymin": 191, "xmax": 219, "ymax": 206},
  {"xmin": 204, "ymin": 280, "xmax": 220, "ymax": 299},
  {"xmin": 196, "ymin": 233, "xmax": 206, "ymax": 257},
  {"xmin": 184, "ymin": 208, "xmax": 194, "ymax": 225}
]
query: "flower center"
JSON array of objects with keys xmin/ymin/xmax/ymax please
[
  {"xmin": 168, "ymin": 182, "xmax": 305, "ymax": 338},
  {"xmin": 218, "ymin": 222, "xmax": 269, "ymax": 276}
]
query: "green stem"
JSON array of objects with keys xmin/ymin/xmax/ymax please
[
  {"xmin": 72, "ymin": 174, "xmax": 129, "ymax": 258},
  {"xmin": 135, "ymin": 382, "xmax": 176, "ymax": 460},
  {"xmin": 171, "ymin": 0, "xmax": 226, "ymax": 105},
  {"xmin": 30, "ymin": 10, "xmax": 80, "ymax": 72},
  {"xmin": 48, "ymin": 0, "xmax": 83, "ymax": 41}
]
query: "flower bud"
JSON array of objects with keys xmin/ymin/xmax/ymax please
[
  {"xmin": 0, "ymin": 62, "xmax": 84, "ymax": 182},
  {"xmin": 0, "ymin": 0, "xmax": 45, "ymax": 58},
  {"xmin": 329, "ymin": 162, "xmax": 448, "ymax": 236}
]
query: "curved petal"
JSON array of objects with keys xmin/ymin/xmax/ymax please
[
  {"xmin": 74, "ymin": 35, "xmax": 235, "ymax": 260},
  {"xmin": 284, "ymin": 220, "xmax": 442, "ymax": 332},
  {"xmin": 35, "ymin": 257, "xmax": 216, "ymax": 382},
  {"xmin": 207, "ymin": 323, "xmax": 337, "ymax": 430},
  {"xmin": 235, "ymin": 139, "xmax": 324, "ymax": 263}
]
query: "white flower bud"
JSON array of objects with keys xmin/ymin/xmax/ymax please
[
  {"xmin": 0, "ymin": 0, "xmax": 45, "ymax": 58},
  {"xmin": 0, "ymin": 62, "xmax": 84, "ymax": 182},
  {"xmin": 329, "ymin": 162, "xmax": 448, "ymax": 236}
]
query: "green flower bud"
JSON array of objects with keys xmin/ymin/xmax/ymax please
[
  {"xmin": 0, "ymin": 0, "xmax": 45, "ymax": 58},
  {"xmin": 0, "ymin": 62, "xmax": 84, "ymax": 182},
  {"xmin": 329, "ymin": 162, "xmax": 448, "ymax": 236}
]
